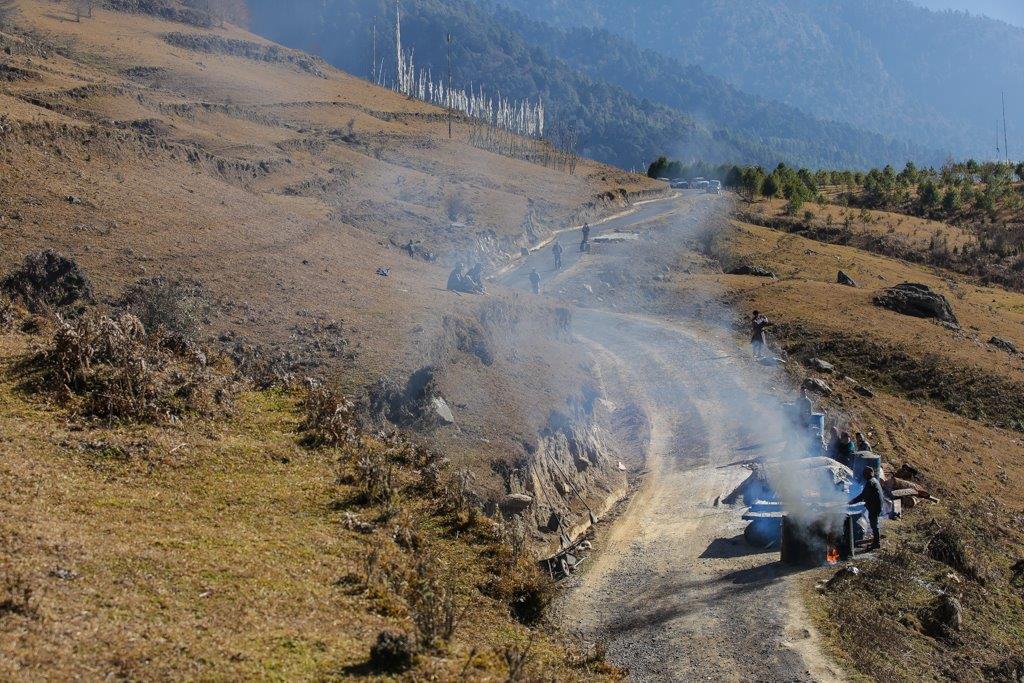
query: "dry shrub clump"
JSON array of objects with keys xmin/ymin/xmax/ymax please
[
  {"xmin": 1, "ymin": 250, "xmax": 92, "ymax": 314},
  {"xmin": 483, "ymin": 517, "xmax": 555, "ymax": 625},
  {"xmin": 115, "ymin": 276, "xmax": 203, "ymax": 340},
  {"xmin": 404, "ymin": 550, "xmax": 460, "ymax": 652},
  {"xmin": 0, "ymin": 293, "xmax": 15, "ymax": 331},
  {"xmin": 46, "ymin": 312, "xmax": 233, "ymax": 421},
  {"xmin": 302, "ymin": 379, "xmax": 358, "ymax": 446}
]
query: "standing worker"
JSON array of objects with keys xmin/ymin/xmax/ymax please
[
  {"xmin": 580, "ymin": 223, "xmax": 591, "ymax": 252},
  {"xmin": 849, "ymin": 466, "xmax": 884, "ymax": 550},
  {"xmin": 529, "ymin": 268, "xmax": 541, "ymax": 295},
  {"xmin": 552, "ymin": 240, "xmax": 564, "ymax": 269},
  {"xmin": 750, "ymin": 311, "xmax": 772, "ymax": 358}
]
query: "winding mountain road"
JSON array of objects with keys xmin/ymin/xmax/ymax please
[{"xmin": 501, "ymin": 193, "xmax": 843, "ymax": 682}]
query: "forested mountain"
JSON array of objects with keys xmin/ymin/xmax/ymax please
[
  {"xmin": 246, "ymin": 0, "xmax": 936, "ymax": 170},
  {"xmin": 498, "ymin": 0, "xmax": 1024, "ymax": 161}
]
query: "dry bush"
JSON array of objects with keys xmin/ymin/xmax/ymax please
[
  {"xmin": 501, "ymin": 636, "xmax": 536, "ymax": 682},
  {"xmin": 0, "ymin": 294, "xmax": 14, "ymax": 331},
  {"xmin": 46, "ymin": 313, "xmax": 233, "ymax": 421},
  {"xmin": 925, "ymin": 525, "xmax": 990, "ymax": 584},
  {"xmin": 404, "ymin": 551, "xmax": 459, "ymax": 652},
  {"xmin": 1, "ymin": 250, "xmax": 92, "ymax": 314},
  {"xmin": 369, "ymin": 630, "xmax": 415, "ymax": 673},
  {"xmin": 0, "ymin": 567, "xmax": 35, "ymax": 618},
  {"xmin": 302, "ymin": 379, "xmax": 358, "ymax": 446},
  {"xmin": 115, "ymin": 277, "xmax": 202, "ymax": 340},
  {"xmin": 355, "ymin": 448, "xmax": 397, "ymax": 511}
]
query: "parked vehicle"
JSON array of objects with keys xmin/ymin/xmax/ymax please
[
  {"xmin": 696, "ymin": 180, "xmax": 710, "ymax": 191},
  {"xmin": 670, "ymin": 179, "xmax": 690, "ymax": 189},
  {"xmin": 708, "ymin": 180, "xmax": 722, "ymax": 194}
]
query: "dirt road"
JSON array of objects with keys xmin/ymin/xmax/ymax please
[
  {"xmin": 502, "ymin": 194, "xmax": 843, "ymax": 681},
  {"xmin": 565, "ymin": 312, "xmax": 841, "ymax": 682}
]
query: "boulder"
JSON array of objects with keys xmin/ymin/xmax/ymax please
[
  {"xmin": 837, "ymin": 270, "xmax": 858, "ymax": 287},
  {"xmin": 503, "ymin": 493, "xmax": 534, "ymax": 514},
  {"xmin": 854, "ymin": 384, "xmax": 876, "ymax": 398},
  {"xmin": 727, "ymin": 265, "xmax": 775, "ymax": 278},
  {"xmin": 873, "ymin": 283, "xmax": 959, "ymax": 326},
  {"xmin": 803, "ymin": 377, "xmax": 833, "ymax": 396},
  {"xmin": 989, "ymin": 336, "xmax": 1019, "ymax": 354},
  {"xmin": 806, "ymin": 358, "xmax": 835, "ymax": 374},
  {"xmin": 430, "ymin": 396, "xmax": 455, "ymax": 425}
]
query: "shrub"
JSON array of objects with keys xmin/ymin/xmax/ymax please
[
  {"xmin": 46, "ymin": 312, "xmax": 232, "ymax": 421},
  {"xmin": 302, "ymin": 380, "xmax": 358, "ymax": 446},
  {"xmin": 1, "ymin": 250, "xmax": 92, "ymax": 314},
  {"xmin": 369, "ymin": 630, "xmax": 415, "ymax": 672},
  {"xmin": 405, "ymin": 551, "xmax": 459, "ymax": 651},
  {"xmin": 115, "ymin": 277, "xmax": 202, "ymax": 340},
  {"xmin": 0, "ymin": 294, "xmax": 14, "ymax": 331}
]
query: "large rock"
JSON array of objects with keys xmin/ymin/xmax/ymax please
[
  {"xmin": 806, "ymin": 358, "xmax": 835, "ymax": 374},
  {"xmin": 503, "ymin": 493, "xmax": 534, "ymax": 514},
  {"xmin": 727, "ymin": 265, "xmax": 776, "ymax": 278},
  {"xmin": 873, "ymin": 283, "xmax": 959, "ymax": 326},
  {"xmin": 430, "ymin": 396, "xmax": 455, "ymax": 425},
  {"xmin": 837, "ymin": 270, "xmax": 858, "ymax": 287},
  {"xmin": 803, "ymin": 378, "xmax": 833, "ymax": 396}
]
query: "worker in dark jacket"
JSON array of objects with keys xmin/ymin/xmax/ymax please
[
  {"xmin": 529, "ymin": 268, "xmax": 541, "ymax": 295},
  {"xmin": 850, "ymin": 466, "xmax": 884, "ymax": 550},
  {"xmin": 580, "ymin": 223, "xmax": 591, "ymax": 252},
  {"xmin": 552, "ymin": 240, "xmax": 564, "ymax": 269}
]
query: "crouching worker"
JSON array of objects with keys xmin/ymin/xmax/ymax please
[
  {"xmin": 447, "ymin": 263, "xmax": 467, "ymax": 292},
  {"xmin": 849, "ymin": 466, "xmax": 884, "ymax": 550}
]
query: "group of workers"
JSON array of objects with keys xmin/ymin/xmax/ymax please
[
  {"xmin": 794, "ymin": 378, "xmax": 884, "ymax": 551},
  {"xmin": 447, "ymin": 223, "xmax": 594, "ymax": 296},
  {"xmin": 446, "ymin": 262, "xmax": 487, "ymax": 294}
]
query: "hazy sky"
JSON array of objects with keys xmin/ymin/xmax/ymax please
[{"xmin": 915, "ymin": 0, "xmax": 1024, "ymax": 27}]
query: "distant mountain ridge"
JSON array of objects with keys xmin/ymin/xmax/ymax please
[
  {"xmin": 247, "ymin": 0, "xmax": 939, "ymax": 169},
  {"xmin": 498, "ymin": 0, "xmax": 1024, "ymax": 161}
]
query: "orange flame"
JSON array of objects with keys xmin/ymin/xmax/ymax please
[{"xmin": 826, "ymin": 546, "xmax": 840, "ymax": 565}]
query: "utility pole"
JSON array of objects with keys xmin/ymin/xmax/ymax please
[
  {"xmin": 372, "ymin": 20, "xmax": 376, "ymax": 83},
  {"xmin": 1002, "ymin": 90, "xmax": 1010, "ymax": 164},
  {"xmin": 447, "ymin": 32, "xmax": 453, "ymax": 139}
]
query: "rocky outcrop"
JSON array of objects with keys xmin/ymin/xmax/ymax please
[{"xmin": 873, "ymin": 283, "xmax": 959, "ymax": 326}]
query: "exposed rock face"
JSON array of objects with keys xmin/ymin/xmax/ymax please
[
  {"xmin": 727, "ymin": 265, "xmax": 775, "ymax": 278},
  {"xmin": 837, "ymin": 270, "xmax": 858, "ymax": 287},
  {"xmin": 873, "ymin": 283, "xmax": 958, "ymax": 326}
]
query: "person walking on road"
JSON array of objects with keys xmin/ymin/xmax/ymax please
[
  {"xmin": 580, "ymin": 223, "xmax": 591, "ymax": 252},
  {"xmin": 552, "ymin": 240, "xmax": 564, "ymax": 269},
  {"xmin": 529, "ymin": 268, "xmax": 541, "ymax": 294}
]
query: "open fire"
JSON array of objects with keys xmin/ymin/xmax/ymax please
[{"xmin": 780, "ymin": 508, "xmax": 858, "ymax": 567}]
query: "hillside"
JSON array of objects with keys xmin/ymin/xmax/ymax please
[
  {"xmin": 246, "ymin": 0, "xmax": 931, "ymax": 169},
  {"xmin": 501, "ymin": 0, "xmax": 1024, "ymax": 160}
]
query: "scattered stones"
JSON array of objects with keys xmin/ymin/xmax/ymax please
[
  {"xmin": 803, "ymin": 377, "xmax": 833, "ymax": 395},
  {"xmin": 989, "ymin": 336, "xmax": 1019, "ymax": 354},
  {"xmin": 837, "ymin": 270, "xmax": 858, "ymax": 287},
  {"xmin": 727, "ymin": 265, "xmax": 776, "ymax": 278},
  {"xmin": 873, "ymin": 283, "xmax": 959, "ymax": 326}
]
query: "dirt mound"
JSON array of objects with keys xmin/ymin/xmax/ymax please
[{"xmin": 1, "ymin": 250, "xmax": 92, "ymax": 314}]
